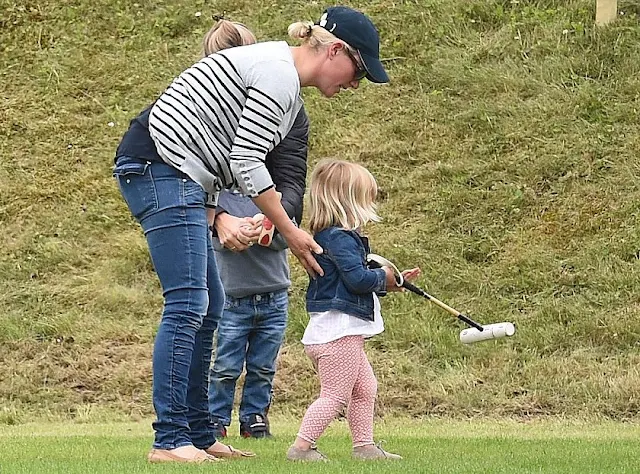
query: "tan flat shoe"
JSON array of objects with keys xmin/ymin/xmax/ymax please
[
  {"xmin": 286, "ymin": 445, "xmax": 328, "ymax": 462},
  {"xmin": 352, "ymin": 443, "xmax": 402, "ymax": 460},
  {"xmin": 148, "ymin": 447, "xmax": 221, "ymax": 463},
  {"xmin": 205, "ymin": 444, "xmax": 256, "ymax": 459}
]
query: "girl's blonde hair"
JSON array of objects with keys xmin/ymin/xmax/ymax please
[
  {"xmin": 203, "ymin": 19, "xmax": 256, "ymax": 56},
  {"xmin": 288, "ymin": 21, "xmax": 357, "ymax": 55},
  {"xmin": 308, "ymin": 159, "xmax": 381, "ymax": 233}
]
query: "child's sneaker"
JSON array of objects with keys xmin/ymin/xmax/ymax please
[
  {"xmin": 211, "ymin": 419, "xmax": 227, "ymax": 439},
  {"xmin": 286, "ymin": 445, "xmax": 328, "ymax": 462},
  {"xmin": 240, "ymin": 413, "xmax": 271, "ymax": 438},
  {"xmin": 352, "ymin": 443, "xmax": 402, "ymax": 460}
]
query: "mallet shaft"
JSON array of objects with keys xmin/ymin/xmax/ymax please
[
  {"xmin": 401, "ymin": 281, "xmax": 484, "ymax": 331},
  {"xmin": 367, "ymin": 257, "xmax": 485, "ymax": 332}
]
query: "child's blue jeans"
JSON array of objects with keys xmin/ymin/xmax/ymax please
[
  {"xmin": 114, "ymin": 156, "xmax": 225, "ymax": 450},
  {"xmin": 208, "ymin": 290, "xmax": 288, "ymax": 426}
]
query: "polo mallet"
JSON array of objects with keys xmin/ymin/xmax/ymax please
[{"xmin": 367, "ymin": 254, "xmax": 516, "ymax": 344}]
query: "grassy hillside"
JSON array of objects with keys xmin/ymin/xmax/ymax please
[{"xmin": 1, "ymin": 0, "xmax": 639, "ymax": 422}]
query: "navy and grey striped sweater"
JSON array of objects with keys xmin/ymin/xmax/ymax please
[{"xmin": 148, "ymin": 41, "xmax": 303, "ymax": 206}]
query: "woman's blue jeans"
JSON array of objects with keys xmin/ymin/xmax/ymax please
[
  {"xmin": 113, "ymin": 156, "xmax": 224, "ymax": 450},
  {"xmin": 209, "ymin": 290, "xmax": 288, "ymax": 426}
]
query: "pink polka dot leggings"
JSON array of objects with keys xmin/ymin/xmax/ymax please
[{"xmin": 297, "ymin": 335, "xmax": 377, "ymax": 447}]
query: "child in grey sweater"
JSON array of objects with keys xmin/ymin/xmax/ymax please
[{"xmin": 208, "ymin": 190, "xmax": 292, "ymax": 439}]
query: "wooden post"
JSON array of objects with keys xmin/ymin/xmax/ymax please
[{"xmin": 596, "ymin": 0, "xmax": 617, "ymax": 25}]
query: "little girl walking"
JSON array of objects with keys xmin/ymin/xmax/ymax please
[{"xmin": 287, "ymin": 159, "xmax": 420, "ymax": 461}]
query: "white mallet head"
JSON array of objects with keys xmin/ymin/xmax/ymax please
[{"xmin": 459, "ymin": 322, "xmax": 516, "ymax": 344}]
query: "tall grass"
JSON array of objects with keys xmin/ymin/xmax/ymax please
[{"xmin": 1, "ymin": 0, "xmax": 639, "ymax": 420}]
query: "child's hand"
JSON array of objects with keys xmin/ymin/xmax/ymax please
[
  {"xmin": 401, "ymin": 267, "xmax": 421, "ymax": 283},
  {"xmin": 383, "ymin": 267, "xmax": 404, "ymax": 292},
  {"xmin": 252, "ymin": 213, "xmax": 275, "ymax": 247},
  {"xmin": 385, "ymin": 267, "xmax": 421, "ymax": 292}
]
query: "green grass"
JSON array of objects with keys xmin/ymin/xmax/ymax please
[
  {"xmin": 1, "ymin": 418, "xmax": 639, "ymax": 473},
  {"xmin": 2, "ymin": 0, "xmax": 640, "ymax": 420}
]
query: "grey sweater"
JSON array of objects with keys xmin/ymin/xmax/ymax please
[{"xmin": 213, "ymin": 191, "xmax": 290, "ymax": 298}]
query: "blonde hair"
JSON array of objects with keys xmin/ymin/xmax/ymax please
[
  {"xmin": 308, "ymin": 159, "xmax": 381, "ymax": 234},
  {"xmin": 203, "ymin": 19, "xmax": 256, "ymax": 56},
  {"xmin": 288, "ymin": 21, "xmax": 357, "ymax": 54}
]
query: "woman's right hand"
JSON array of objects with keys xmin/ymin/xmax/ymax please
[
  {"xmin": 252, "ymin": 188, "xmax": 323, "ymax": 277},
  {"xmin": 280, "ymin": 225, "xmax": 324, "ymax": 278}
]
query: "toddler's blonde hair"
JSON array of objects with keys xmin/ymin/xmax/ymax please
[
  {"xmin": 308, "ymin": 159, "xmax": 380, "ymax": 233},
  {"xmin": 203, "ymin": 19, "xmax": 256, "ymax": 56}
]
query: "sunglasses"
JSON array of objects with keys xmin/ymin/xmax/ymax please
[{"xmin": 345, "ymin": 48, "xmax": 367, "ymax": 82}]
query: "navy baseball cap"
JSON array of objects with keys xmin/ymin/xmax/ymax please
[{"xmin": 316, "ymin": 6, "xmax": 389, "ymax": 84}]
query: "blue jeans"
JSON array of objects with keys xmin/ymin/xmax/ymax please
[
  {"xmin": 113, "ymin": 156, "xmax": 225, "ymax": 450},
  {"xmin": 209, "ymin": 290, "xmax": 288, "ymax": 426}
]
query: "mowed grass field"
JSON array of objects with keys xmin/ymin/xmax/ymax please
[{"xmin": 1, "ymin": 418, "xmax": 639, "ymax": 473}]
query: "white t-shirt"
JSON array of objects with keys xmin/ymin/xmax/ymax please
[{"xmin": 301, "ymin": 294, "xmax": 384, "ymax": 345}]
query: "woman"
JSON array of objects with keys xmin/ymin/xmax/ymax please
[
  {"xmin": 147, "ymin": 5, "xmax": 388, "ymax": 270},
  {"xmin": 113, "ymin": 6, "xmax": 388, "ymax": 463},
  {"xmin": 115, "ymin": 19, "xmax": 266, "ymax": 463}
]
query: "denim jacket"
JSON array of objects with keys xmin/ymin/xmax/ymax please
[{"xmin": 306, "ymin": 227, "xmax": 387, "ymax": 321}]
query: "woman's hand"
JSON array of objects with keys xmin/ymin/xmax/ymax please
[
  {"xmin": 279, "ymin": 225, "xmax": 324, "ymax": 278},
  {"xmin": 252, "ymin": 188, "xmax": 323, "ymax": 277},
  {"xmin": 214, "ymin": 213, "xmax": 261, "ymax": 252}
]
